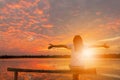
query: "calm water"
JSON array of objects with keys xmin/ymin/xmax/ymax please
[{"xmin": 0, "ymin": 58, "xmax": 120, "ymax": 80}]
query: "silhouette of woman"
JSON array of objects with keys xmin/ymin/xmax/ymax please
[{"xmin": 48, "ymin": 35, "xmax": 109, "ymax": 80}]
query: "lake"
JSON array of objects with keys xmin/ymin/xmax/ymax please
[{"xmin": 0, "ymin": 58, "xmax": 120, "ymax": 80}]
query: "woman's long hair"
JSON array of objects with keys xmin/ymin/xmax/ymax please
[{"xmin": 73, "ymin": 35, "xmax": 83, "ymax": 52}]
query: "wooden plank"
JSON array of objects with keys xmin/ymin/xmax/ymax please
[
  {"xmin": 8, "ymin": 68, "xmax": 71, "ymax": 73},
  {"xmin": 7, "ymin": 68, "xmax": 96, "ymax": 74}
]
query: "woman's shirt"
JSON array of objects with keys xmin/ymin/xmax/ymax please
[{"xmin": 67, "ymin": 44, "xmax": 83, "ymax": 66}]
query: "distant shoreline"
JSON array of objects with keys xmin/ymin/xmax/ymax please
[
  {"xmin": 0, "ymin": 54, "xmax": 120, "ymax": 59},
  {"xmin": 0, "ymin": 55, "xmax": 70, "ymax": 59}
]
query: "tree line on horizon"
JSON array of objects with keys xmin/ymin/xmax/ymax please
[{"xmin": 0, "ymin": 54, "xmax": 120, "ymax": 59}]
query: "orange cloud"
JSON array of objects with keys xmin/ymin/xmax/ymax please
[
  {"xmin": 0, "ymin": 27, "xmax": 49, "ymax": 53},
  {"xmin": 35, "ymin": 9, "xmax": 44, "ymax": 15},
  {"xmin": 98, "ymin": 19, "xmax": 120, "ymax": 32},
  {"xmin": 7, "ymin": 4, "xmax": 22, "ymax": 9},
  {"xmin": 42, "ymin": 24, "xmax": 53, "ymax": 28}
]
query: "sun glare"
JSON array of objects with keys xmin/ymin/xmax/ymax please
[
  {"xmin": 82, "ymin": 48, "xmax": 95, "ymax": 59},
  {"xmin": 81, "ymin": 48, "xmax": 97, "ymax": 68}
]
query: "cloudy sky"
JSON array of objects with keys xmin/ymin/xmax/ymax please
[{"xmin": 0, "ymin": 0, "xmax": 120, "ymax": 54}]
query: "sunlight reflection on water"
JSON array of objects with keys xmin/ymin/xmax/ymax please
[{"xmin": 0, "ymin": 58, "xmax": 120, "ymax": 80}]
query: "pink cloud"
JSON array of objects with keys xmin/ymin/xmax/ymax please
[
  {"xmin": 96, "ymin": 11, "xmax": 102, "ymax": 16},
  {"xmin": 98, "ymin": 19, "xmax": 120, "ymax": 32},
  {"xmin": 34, "ymin": 9, "xmax": 44, "ymax": 15},
  {"xmin": 42, "ymin": 24, "xmax": 53, "ymax": 28}
]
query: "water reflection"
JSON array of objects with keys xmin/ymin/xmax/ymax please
[{"xmin": 0, "ymin": 58, "xmax": 120, "ymax": 80}]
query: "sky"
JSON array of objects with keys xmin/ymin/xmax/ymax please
[{"xmin": 0, "ymin": 0, "xmax": 120, "ymax": 55}]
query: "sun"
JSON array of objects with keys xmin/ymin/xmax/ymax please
[
  {"xmin": 81, "ymin": 47, "xmax": 97, "ymax": 68},
  {"xmin": 82, "ymin": 48, "xmax": 95, "ymax": 59}
]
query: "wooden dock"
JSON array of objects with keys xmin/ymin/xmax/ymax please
[
  {"xmin": 8, "ymin": 67, "xmax": 96, "ymax": 80},
  {"xmin": 6, "ymin": 55, "xmax": 97, "ymax": 80}
]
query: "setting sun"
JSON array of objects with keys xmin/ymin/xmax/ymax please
[
  {"xmin": 81, "ymin": 48, "xmax": 96, "ymax": 68},
  {"xmin": 82, "ymin": 48, "xmax": 95, "ymax": 59}
]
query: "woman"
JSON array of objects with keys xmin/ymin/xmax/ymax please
[{"xmin": 48, "ymin": 35, "xmax": 109, "ymax": 80}]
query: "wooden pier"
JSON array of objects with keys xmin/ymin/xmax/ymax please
[
  {"xmin": 7, "ymin": 67, "xmax": 96, "ymax": 80},
  {"xmin": 6, "ymin": 55, "xmax": 96, "ymax": 80}
]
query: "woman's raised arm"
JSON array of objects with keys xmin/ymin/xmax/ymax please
[
  {"xmin": 48, "ymin": 44, "xmax": 71, "ymax": 49},
  {"xmin": 88, "ymin": 43, "xmax": 109, "ymax": 48}
]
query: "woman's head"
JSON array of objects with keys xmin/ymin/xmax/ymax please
[{"xmin": 73, "ymin": 35, "xmax": 83, "ymax": 51}]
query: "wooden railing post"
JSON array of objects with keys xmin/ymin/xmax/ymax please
[{"xmin": 14, "ymin": 71, "xmax": 18, "ymax": 80}]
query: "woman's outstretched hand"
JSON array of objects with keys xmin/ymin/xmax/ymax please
[
  {"xmin": 48, "ymin": 44, "xmax": 54, "ymax": 49},
  {"xmin": 88, "ymin": 43, "xmax": 110, "ymax": 48},
  {"xmin": 103, "ymin": 43, "xmax": 110, "ymax": 48}
]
